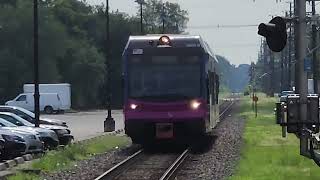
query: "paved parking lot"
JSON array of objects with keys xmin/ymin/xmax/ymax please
[{"xmin": 42, "ymin": 110, "xmax": 124, "ymax": 141}]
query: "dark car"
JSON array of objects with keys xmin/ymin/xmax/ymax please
[
  {"xmin": 0, "ymin": 129, "xmax": 26, "ymax": 158},
  {"xmin": 0, "ymin": 106, "xmax": 67, "ymax": 127},
  {"xmin": 279, "ymin": 90, "xmax": 294, "ymax": 102}
]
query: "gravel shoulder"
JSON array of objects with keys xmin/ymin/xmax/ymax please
[{"xmin": 177, "ymin": 101, "xmax": 245, "ymax": 180}]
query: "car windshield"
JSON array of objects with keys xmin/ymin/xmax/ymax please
[
  {"xmin": 14, "ymin": 107, "xmax": 35, "ymax": 118},
  {"xmin": 0, "ymin": 118, "xmax": 18, "ymax": 127},
  {"xmin": 0, "ymin": 114, "xmax": 34, "ymax": 127},
  {"xmin": 128, "ymin": 55, "xmax": 201, "ymax": 100}
]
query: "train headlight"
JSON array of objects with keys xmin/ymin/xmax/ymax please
[
  {"xmin": 190, "ymin": 100, "xmax": 201, "ymax": 110},
  {"xmin": 130, "ymin": 104, "xmax": 138, "ymax": 110},
  {"xmin": 159, "ymin": 36, "xmax": 171, "ymax": 46}
]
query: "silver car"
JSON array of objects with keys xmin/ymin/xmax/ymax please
[
  {"xmin": 0, "ymin": 118, "xmax": 44, "ymax": 153},
  {"xmin": 0, "ymin": 112, "xmax": 72, "ymax": 146},
  {"xmin": 0, "ymin": 113, "xmax": 59, "ymax": 149},
  {"xmin": 0, "ymin": 106, "xmax": 67, "ymax": 127}
]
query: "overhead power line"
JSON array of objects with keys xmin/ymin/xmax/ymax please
[{"xmin": 187, "ymin": 24, "xmax": 258, "ymax": 29}]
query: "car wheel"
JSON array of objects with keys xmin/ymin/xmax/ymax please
[{"xmin": 44, "ymin": 106, "xmax": 54, "ymax": 114}]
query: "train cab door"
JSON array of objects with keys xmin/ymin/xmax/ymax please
[
  {"xmin": 214, "ymin": 73, "xmax": 220, "ymax": 123},
  {"xmin": 209, "ymin": 71, "xmax": 216, "ymax": 130}
]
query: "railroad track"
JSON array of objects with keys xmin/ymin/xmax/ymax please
[
  {"xmin": 95, "ymin": 148, "xmax": 190, "ymax": 180},
  {"xmin": 95, "ymin": 97, "xmax": 236, "ymax": 180}
]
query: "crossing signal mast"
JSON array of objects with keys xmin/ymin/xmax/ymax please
[{"xmin": 258, "ymin": 6, "xmax": 320, "ymax": 166}]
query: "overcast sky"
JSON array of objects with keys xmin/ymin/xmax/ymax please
[{"xmin": 86, "ymin": 0, "xmax": 307, "ymax": 65}]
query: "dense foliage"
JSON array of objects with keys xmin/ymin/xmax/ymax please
[
  {"xmin": 0, "ymin": 0, "xmax": 189, "ymax": 108},
  {"xmin": 216, "ymin": 55, "xmax": 250, "ymax": 92},
  {"xmin": 0, "ymin": 0, "xmax": 246, "ymax": 109}
]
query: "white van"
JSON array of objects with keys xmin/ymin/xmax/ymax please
[
  {"xmin": 5, "ymin": 93, "xmax": 62, "ymax": 114},
  {"xmin": 23, "ymin": 84, "xmax": 71, "ymax": 110}
]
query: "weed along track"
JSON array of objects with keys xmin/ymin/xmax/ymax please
[{"xmin": 95, "ymin": 149, "xmax": 190, "ymax": 180}]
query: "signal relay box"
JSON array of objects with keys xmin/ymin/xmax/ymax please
[{"xmin": 275, "ymin": 94, "xmax": 320, "ymax": 134}]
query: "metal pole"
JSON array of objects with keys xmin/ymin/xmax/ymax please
[
  {"xmin": 288, "ymin": 2, "xmax": 292, "ymax": 90},
  {"xmin": 140, "ymin": 2, "xmax": 143, "ymax": 35},
  {"xmin": 252, "ymin": 66, "xmax": 254, "ymax": 111},
  {"xmin": 255, "ymin": 100, "xmax": 258, "ymax": 118},
  {"xmin": 270, "ymin": 51, "xmax": 275, "ymax": 97},
  {"xmin": 33, "ymin": 0, "xmax": 40, "ymax": 128},
  {"xmin": 294, "ymin": 0, "xmax": 300, "ymax": 93},
  {"xmin": 162, "ymin": 3, "xmax": 165, "ymax": 33},
  {"xmin": 296, "ymin": 0, "xmax": 309, "ymax": 157},
  {"xmin": 104, "ymin": 0, "xmax": 115, "ymax": 132},
  {"xmin": 281, "ymin": 50, "xmax": 284, "ymax": 91},
  {"xmin": 312, "ymin": 0, "xmax": 318, "ymax": 94}
]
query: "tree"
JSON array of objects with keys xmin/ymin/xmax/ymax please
[
  {"xmin": 142, "ymin": 0, "xmax": 189, "ymax": 34},
  {"xmin": 0, "ymin": 0, "xmax": 190, "ymax": 108}
]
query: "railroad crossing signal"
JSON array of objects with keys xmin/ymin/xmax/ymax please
[{"xmin": 258, "ymin": 16, "xmax": 287, "ymax": 52}]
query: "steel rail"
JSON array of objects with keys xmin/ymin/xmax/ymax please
[
  {"xmin": 219, "ymin": 100, "xmax": 235, "ymax": 119},
  {"xmin": 159, "ymin": 148, "xmax": 190, "ymax": 180},
  {"xmin": 94, "ymin": 149, "xmax": 143, "ymax": 180}
]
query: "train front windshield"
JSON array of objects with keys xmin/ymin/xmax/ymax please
[{"xmin": 128, "ymin": 55, "xmax": 201, "ymax": 101}]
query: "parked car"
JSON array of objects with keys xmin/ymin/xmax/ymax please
[
  {"xmin": 0, "ymin": 112, "xmax": 73, "ymax": 145},
  {"xmin": 0, "ymin": 113, "xmax": 59, "ymax": 149},
  {"xmin": 0, "ymin": 129, "xmax": 26, "ymax": 158},
  {"xmin": 0, "ymin": 106, "xmax": 67, "ymax": 127},
  {"xmin": 279, "ymin": 90, "xmax": 294, "ymax": 102},
  {"xmin": 0, "ymin": 121, "xmax": 44, "ymax": 153}
]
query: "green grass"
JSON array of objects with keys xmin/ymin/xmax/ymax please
[
  {"xmin": 7, "ymin": 173, "xmax": 39, "ymax": 180},
  {"xmin": 230, "ymin": 95, "xmax": 320, "ymax": 180},
  {"xmin": 7, "ymin": 135, "xmax": 129, "ymax": 180}
]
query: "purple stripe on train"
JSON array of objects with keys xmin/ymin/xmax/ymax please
[{"xmin": 124, "ymin": 98, "xmax": 208, "ymax": 122}]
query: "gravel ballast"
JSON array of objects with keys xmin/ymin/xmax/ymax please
[
  {"xmin": 177, "ymin": 102, "xmax": 245, "ymax": 180},
  {"xmin": 41, "ymin": 145, "xmax": 141, "ymax": 180}
]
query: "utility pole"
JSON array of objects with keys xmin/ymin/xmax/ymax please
[
  {"xmin": 263, "ymin": 40, "xmax": 268, "ymax": 94},
  {"xmin": 270, "ymin": 50, "xmax": 275, "ymax": 97},
  {"xmin": 312, "ymin": 0, "xmax": 318, "ymax": 94},
  {"xmin": 161, "ymin": 3, "xmax": 165, "ymax": 33},
  {"xmin": 295, "ymin": 0, "xmax": 309, "ymax": 157},
  {"xmin": 135, "ymin": 0, "xmax": 145, "ymax": 35},
  {"xmin": 288, "ymin": 2, "xmax": 293, "ymax": 90},
  {"xmin": 104, "ymin": 0, "xmax": 115, "ymax": 132},
  {"xmin": 250, "ymin": 62, "xmax": 255, "ymax": 110},
  {"xmin": 294, "ymin": 0, "xmax": 300, "ymax": 93},
  {"xmin": 33, "ymin": 0, "xmax": 40, "ymax": 128},
  {"xmin": 140, "ymin": 2, "xmax": 143, "ymax": 34},
  {"xmin": 281, "ymin": 50, "xmax": 284, "ymax": 91}
]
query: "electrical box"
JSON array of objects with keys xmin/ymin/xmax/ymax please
[
  {"xmin": 286, "ymin": 94, "xmax": 320, "ymax": 134},
  {"xmin": 286, "ymin": 94, "xmax": 300, "ymax": 133},
  {"xmin": 307, "ymin": 94, "xmax": 320, "ymax": 133},
  {"xmin": 275, "ymin": 102, "xmax": 282, "ymax": 124}
]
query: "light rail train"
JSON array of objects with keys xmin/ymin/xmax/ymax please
[{"xmin": 122, "ymin": 34, "xmax": 220, "ymax": 144}]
